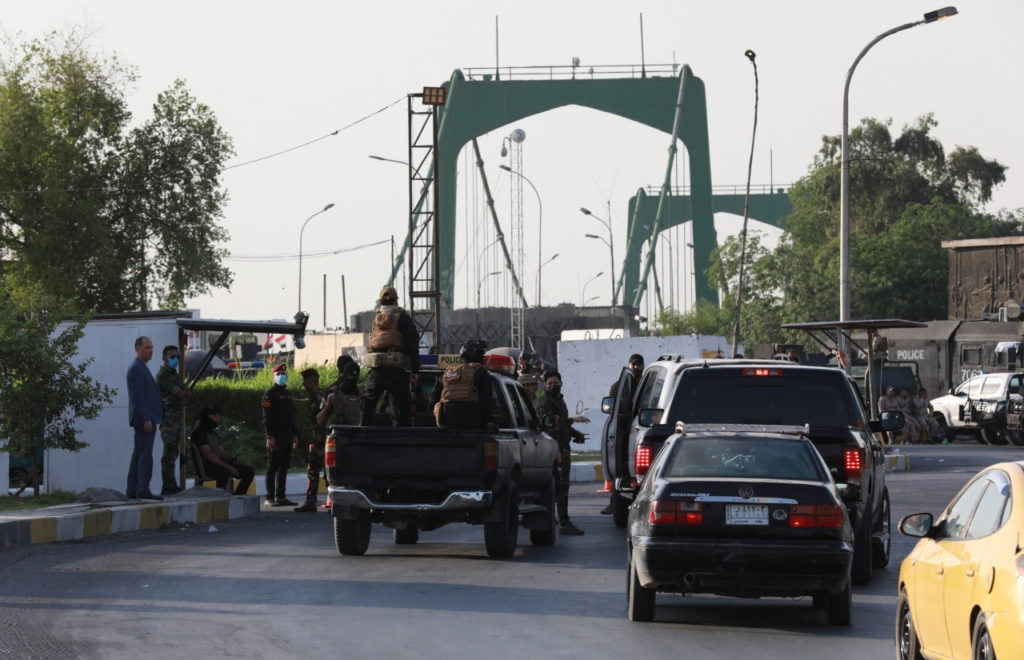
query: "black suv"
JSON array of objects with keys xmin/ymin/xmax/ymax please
[{"xmin": 606, "ymin": 359, "xmax": 902, "ymax": 585}]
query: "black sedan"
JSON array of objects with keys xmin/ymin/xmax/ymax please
[{"xmin": 627, "ymin": 424, "xmax": 854, "ymax": 625}]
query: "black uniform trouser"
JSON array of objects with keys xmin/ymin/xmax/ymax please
[
  {"xmin": 204, "ymin": 459, "xmax": 255, "ymax": 495},
  {"xmin": 266, "ymin": 443, "xmax": 293, "ymax": 501},
  {"xmin": 361, "ymin": 366, "xmax": 412, "ymax": 426}
]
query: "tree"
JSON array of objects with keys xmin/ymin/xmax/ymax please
[
  {"xmin": 0, "ymin": 285, "xmax": 115, "ymax": 496},
  {"xmin": 0, "ymin": 30, "xmax": 234, "ymax": 313},
  {"xmin": 721, "ymin": 115, "xmax": 1019, "ymax": 334}
]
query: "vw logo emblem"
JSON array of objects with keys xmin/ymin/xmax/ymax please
[{"xmin": 738, "ymin": 485, "xmax": 754, "ymax": 499}]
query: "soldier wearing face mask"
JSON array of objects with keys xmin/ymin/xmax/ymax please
[
  {"xmin": 535, "ymin": 370, "xmax": 586, "ymax": 536},
  {"xmin": 156, "ymin": 345, "xmax": 189, "ymax": 496},
  {"xmin": 261, "ymin": 363, "xmax": 298, "ymax": 506}
]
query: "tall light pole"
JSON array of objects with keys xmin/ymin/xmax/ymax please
[
  {"xmin": 477, "ymin": 270, "xmax": 502, "ymax": 308},
  {"xmin": 298, "ymin": 202, "xmax": 336, "ymax": 312},
  {"xmin": 839, "ymin": 6, "xmax": 957, "ymax": 367},
  {"xmin": 581, "ymin": 271, "xmax": 604, "ymax": 307},
  {"xmin": 580, "ymin": 207, "xmax": 616, "ymax": 305},
  {"xmin": 537, "ymin": 253, "xmax": 559, "ymax": 306},
  {"xmin": 499, "ymin": 164, "xmax": 544, "ymax": 306}
]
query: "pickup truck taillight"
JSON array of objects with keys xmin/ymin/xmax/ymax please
[
  {"xmin": 649, "ymin": 500, "xmax": 702, "ymax": 525},
  {"xmin": 635, "ymin": 444, "xmax": 654, "ymax": 477},
  {"xmin": 483, "ymin": 440, "xmax": 498, "ymax": 471},
  {"xmin": 324, "ymin": 436, "xmax": 336, "ymax": 467},
  {"xmin": 789, "ymin": 505, "xmax": 845, "ymax": 528},
  {"xmin": 844, "ymin": 448, "xmax": 863, "ymax": 484}
]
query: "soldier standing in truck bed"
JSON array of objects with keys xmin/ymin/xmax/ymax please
[
  {"xmin": 360, "ymin": 286, "xmax": 420, "ymax": 427},
  {"xmin": 431, "ymin": 340, "xmax": 494, "ymax": 429}
]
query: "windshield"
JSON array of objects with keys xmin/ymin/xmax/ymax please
[{"xmin": 666, "ymin": 368, "xmax": 862, "ymax": 427}]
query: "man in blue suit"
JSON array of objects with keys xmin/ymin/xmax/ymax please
[{"xmin": 126, "ymin": 336, "xmax": 164, "ymax": 500}]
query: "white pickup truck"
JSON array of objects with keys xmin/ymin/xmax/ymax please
[{"xmin": 930, "ymin": 372, "xmax": 1024, "ymax": 446}]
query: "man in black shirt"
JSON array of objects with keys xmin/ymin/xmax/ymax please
[
  {"xmin": 262, "ymin": 363, "xmax": 298, "ymax": 506},
  {"xmin": 190, "ymin": 407, "xmax": 254, "ymax": 495}
]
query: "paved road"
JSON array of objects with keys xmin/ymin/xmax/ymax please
[{"xmin": 0, "ymin": 445, "xmax": 1018, "ymax": 659}]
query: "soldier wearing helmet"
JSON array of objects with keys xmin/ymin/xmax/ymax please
[
  {"xmin": 361, "ymin": 286, "xmax": 420, "ymax": 426},
  {"xmin": 431, "ymin": 339, "xmax": 494, "ymax": 429}
]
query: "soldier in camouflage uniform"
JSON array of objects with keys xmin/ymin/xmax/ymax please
[
  {"xmin": 360, "ymin": 286, "xmax": 420, "ymax": 426},
  {"xmin": 294, "ymin": 368, "xmax": 327, "ymax": 512},
  {"xmin": 535, "ymin": 370, "xmax": 586, "ymax": 536},
  {"xmin": 156, "ymin": 345, "xmax": 189, "ymax": 495}
]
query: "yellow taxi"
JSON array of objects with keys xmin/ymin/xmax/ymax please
[{"xmin": 896, "ymin": 461, "xmax": 1024, "ymax": 659}]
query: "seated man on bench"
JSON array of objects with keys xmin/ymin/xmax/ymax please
[{"xmin": 189, "ymin": 406, "xmax": 254, "ymax": 495}]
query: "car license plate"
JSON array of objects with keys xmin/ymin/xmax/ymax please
[{"xmin": 726, "ymin": 504, "xmax": 768, "ymax": 525}]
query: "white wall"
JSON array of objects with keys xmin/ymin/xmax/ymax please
[
  {"xmin": 556, "ymin": 334, "xmax": 736, "ymax": 452},
  {"xmin": 45, "ymin": 317, "xmax": 182, "ymax": 494}
]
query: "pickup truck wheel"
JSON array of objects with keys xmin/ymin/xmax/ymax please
[
  {"xmin": 981, "ymin": 427, "xmax": 1010, "ymax": 446},
  {"xmin": 334, "ymin": 514, "xmax": 371, "ymax": 556},
  {"xmin": 529, "ymin": 475, "xmax": 558, "ymax": 547},
  {"xmin": 484, "ymin": 482, "xmax": 519, "ymax": 558},
  {"xmin": 872, "ymin": 488, "xmax": 891, "ymax": 569},
  {"xmin": 612, "ymin": 491, "xmax": 629, "ymax": 529},
  {"xmin": 627, "ymin": 550, "xmax": 655, "ymax": 622},
  {"xmin": 394, "ymin": 526, "xmax": 419, "ymax": 545},
  {"xmin": 825, "ymin": 580, "xmax": 852, "ymax": 626},
  {"xmin": 851, "ymin": 518, "xmax": 873, "ymax": 585}
]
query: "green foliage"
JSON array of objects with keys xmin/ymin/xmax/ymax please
[
  {"xmin": 0, "ymin": 30, "xmax": 234, "ymax": 313},
  {"xmin": 0, "ymin": 286, "xmax": 116, "ymax": 493},
  {"xmin": 655, "ymin": 300, "xmax": 731, "ymax": 337},
  {"xmin": 714, "ymin": 114, "xmax": 1020, "ymax": 343},
  {"xmin": 185, "ymin": 365, "xmax": 351, "ymax": 470}
]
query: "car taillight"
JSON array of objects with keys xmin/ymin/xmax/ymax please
[
  {"xmin": 635, "ymin": 444, "xmax": 653, "ymax": 477},
  {"xmin": 483, "ymin": 440, "xmax": 498, "ymax": 471},
  {"xmin": 649, "ymin": 500, "xmax": 702, "ymax": 525},
  {"xmin": 789, "ymin": 504, "xmax": 845, "ymax": 528},
  {"xmin": 844, "ymin": 448, "xmax": 863, "ymax": 483},
  {"xmin": 324, "ymin": 437, "xmax": 336, "ymax": 467}
]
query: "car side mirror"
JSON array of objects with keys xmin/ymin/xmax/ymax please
[
  {"xmin": 898, "ymin": 512, "xmax": 934, "ymax": 538},
  {"xmin": 542, "ymin": 414, "xmax": 558, "ymax": 432},
  {"xmin": 601, "ymin": 396, "xmax": 614, "ymax": 414},
  {"xmin": 877, "ymin": 410, "xmax": 904, "ymax": 431},
  {"xmin": 637, "ymin": 408, "xmax": 663, "ymax": 427}
]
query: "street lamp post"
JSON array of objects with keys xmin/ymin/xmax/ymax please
[
  {"xmin": 839, "ymin": 6, "xmax": 957, "ymax": 367},
  {"xmin": 581, "ymin": 271, "xmax": 604, "ymax": 307},
  {"xmin": 477, "ymin": 271, "xmax": 502, "ymax": 308},
  {"xmin": 580, "ymin": 207, "xmax": 616, "ymax": 306},
  {"xmin": 499, "ymin": 164, "xmax": 543, "ymax": 306},
  {"xmin": 537, "ymin": 253, "xmax": 559, "ymax": 306},
  {"xmin": 298, "ymin": 202, "xmax": 336, "ymax": 312}
]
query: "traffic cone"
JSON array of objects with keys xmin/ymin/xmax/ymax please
[{"xmin": 599, "ymin": 480, "xmax": 612, "ymax": 493}]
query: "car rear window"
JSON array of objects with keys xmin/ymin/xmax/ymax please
[
  {"xmin": 667, "ymin": 368, "xmax": 861, "ymax": 427},
  {"xmin": 664, "ymin": 436, "xmax": 826, "ymax": 481}
]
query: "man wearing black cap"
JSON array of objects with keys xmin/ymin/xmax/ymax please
[
  {"xmin": 262, "ymin": 363, "xmax": 298, "ymax": 506},
  {"xmin": 190, "ymin": 407, "xmax": 254, "ymax": 495},
  {"xmin": 361, "ymin": 286, "xmax": 420, "ymax": 426},
  {"xmin": 295, "ymin": 367, "xmax": 328, "ymax": 512},
  {"xmin": 602, "ymin": 353, "xmax": 645, "ymax": 514}
]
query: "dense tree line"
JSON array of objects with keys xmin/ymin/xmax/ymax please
[{"xmin": 658, "ymin": 115, "xmax": 1023, "ymax": 344}]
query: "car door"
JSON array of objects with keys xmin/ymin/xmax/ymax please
[
  {"xmin": 952, "ymin": 376, "xmax": 983, "ymax": 428},
  {"xmin": 942, "ymin": 470, "xmax": 1011, "ymax": 658},
  {"xmin": 504, "ymin": 380, "xmax": 544, "ymax": 489},
  {"xmin": 602, "ymin": 367, "xmax": 635, "ymax": 480},
  {"xmin": 910, "ymin": 475, "xmax": 989, "ymax": 658}
]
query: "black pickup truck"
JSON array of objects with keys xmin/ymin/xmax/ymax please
[
  {"xmin": 325, "ymin": 370, "xmax": 560, "ymax": 559},
  {"xmin": 604, "ymin": 360, "xmax": 903, "ymax": 585}
]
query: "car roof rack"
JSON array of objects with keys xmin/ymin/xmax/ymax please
[{"xmin": 674, "ymin": 422, "xmax": 811, "ymax": 438}]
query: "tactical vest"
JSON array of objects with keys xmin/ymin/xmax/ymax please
[
  {"xmin": 440, "ymin": 363, "xmax": 480, "ymax": 404},
  {"xmin": 332, "ymin": 393, "xmax": 362, "ymax": 425},
  {"xmin": 370, "ymin": 306, "xmax": 405, "ymax": 351}
]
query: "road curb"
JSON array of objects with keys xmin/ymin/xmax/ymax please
[{"xmin": 0, "ymin": 490, "xmax": 260, "ymax": 550}]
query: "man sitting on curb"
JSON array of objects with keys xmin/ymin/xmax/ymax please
[{"xmin": 189, "ymin": 406, "xmax": 255, "ymax": 495}]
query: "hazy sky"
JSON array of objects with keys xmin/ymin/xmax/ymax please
[{"xmin": 10, "ymin": 1, "xmax": 1023, "ymax": 328}]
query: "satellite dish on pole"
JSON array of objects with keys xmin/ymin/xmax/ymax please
[{"xmin": 511, "ymin": 128, "xmax": 526, "ymax": 143}]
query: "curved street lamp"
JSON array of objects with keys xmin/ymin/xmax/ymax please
[
  {"xmin": 477, "ymin": 270, "xmax": 502, "ymax": 308},
  {"xmin": 839, "ymin": 6, "xmax": 957, "ymax": 368},
  {"xmin": 581, "ymin": 207, "xmax": 616, "ymax": 305},
  {"xmin": 298, "ymin": 203, "xmax": 336, "ymax": 312},
  {"xmin": 582, "ymin": 271, "xmax": 604, "ymax": 307}
]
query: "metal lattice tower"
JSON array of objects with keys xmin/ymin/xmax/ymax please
[
  {"xmin": 508, "ymin": 130, "xmax": 525, "ymax": 350},
  {"xmin": 406, "ymin": 91, "xmax": 442, "ymax": 349}
]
